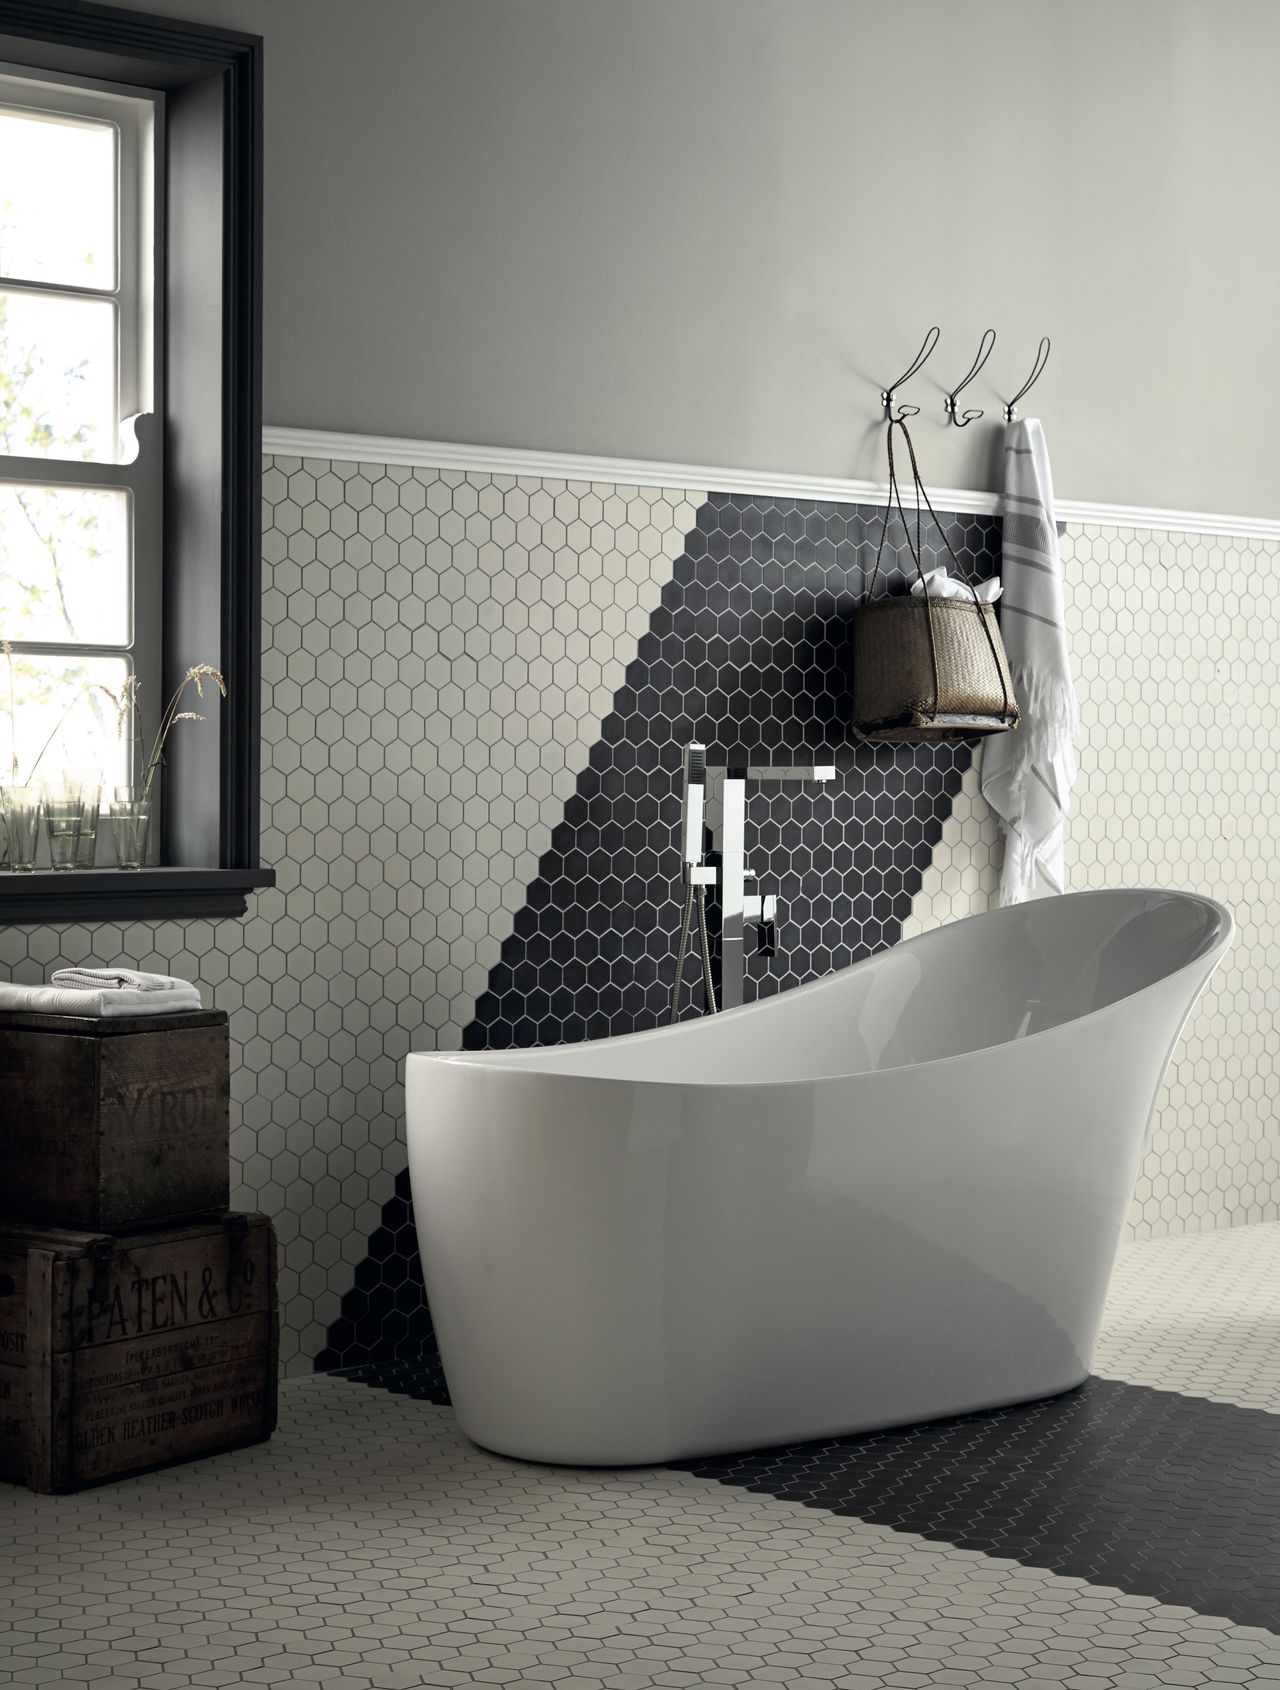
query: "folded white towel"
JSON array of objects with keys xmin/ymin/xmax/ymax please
[
  {"xmin": 52, "ymin": 966, "xmax": 192, "ymax": 993},
  {"xmin": 909, "ymin": 567, "xmax": 1002, "ymax": 603},
  {"xmin": 0, "ymin": 981, "xmax": 203, "ymax": 1018},
  {"xmin": 980, "ymin": 417, "xmax": 1079, "ymax": 904}
]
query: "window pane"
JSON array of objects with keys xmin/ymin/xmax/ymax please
[
  {"xmin": 0, "ymin": 107, "xmax": 116, "ymax": 288},
  {"xmin": 0, "ymin": 483, "xmax": 129, "ymax": 644},
  {"xmin": 0, "ymin": 290, "xmax": 117, "ymax": 461},
  {"xmin": 0, "ymin": 651, "xmax": 130, "ymax": 788}
]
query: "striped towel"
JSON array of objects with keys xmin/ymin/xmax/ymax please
[{"xmin": 980, "ymin": 418, "xmax": 1079, "ymax": 904}]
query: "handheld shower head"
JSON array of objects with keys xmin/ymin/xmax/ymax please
[
  {"xmin": 681, "ymin": 742, "xmax": 707, "ymax": 868},
  {"xmin": 670, "ymin": 742, "xmax": 720, "ymax": 1021}
]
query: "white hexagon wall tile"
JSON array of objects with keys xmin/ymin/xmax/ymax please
[
  {"xmin": 904, "ymin": 522, "xmax": 1280, "ymax": 1239},
  {"xmin": 0, "ymin": 460, "xmax": 703, "ymax": 1373},
  {"xmin": 0, "ymin": 459, "xmax": 1274, "ymax": 1372}
]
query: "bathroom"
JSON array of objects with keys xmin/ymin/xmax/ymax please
[{"xmin": 1, "ymin": 0, "xmax": 1278, "ymax": 1683}]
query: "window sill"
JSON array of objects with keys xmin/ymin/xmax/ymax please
[{"xmin": 0, "ymin": 867, "xmax": 275, "ymax": 923}]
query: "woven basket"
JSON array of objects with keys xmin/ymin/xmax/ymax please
[
  {"xmin": 852, "ymin": 417, "xmax": 1021, "ymax": 746},
  {"xmin": 852, "ymin": 596, "xmax": 1019, "ymax": 744}
]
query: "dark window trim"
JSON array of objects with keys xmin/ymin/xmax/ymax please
[
  {"xmin": 0, "ymin": 0, "xmax": 270, "ymax": 922},
  {"xmin": 0, "ymin": 867, "xmax": 275, "ymax": 922}
]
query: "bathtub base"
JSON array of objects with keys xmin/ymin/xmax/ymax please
[{"xmin": 452, "ymin": 1366, "xmax": 1094, "ymax": 1469}]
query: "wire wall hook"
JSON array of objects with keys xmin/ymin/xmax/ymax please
[
  {"xmin": 943, "ymin": 328, "xmax": 996, "ymax": 427},
  {"xmin": 881, "ymin": 326, "xmax": 940, "ymax": 421},
  {"xmin": 1002, "ymin": 335, "xmax": 1051, "ymax": 422}
]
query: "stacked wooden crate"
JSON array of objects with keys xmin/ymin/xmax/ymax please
[{"xmin": 0, "ymin": 1006, "xmax": 278, "ymax": 1492}]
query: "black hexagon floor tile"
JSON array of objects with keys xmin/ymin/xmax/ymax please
[
  {"xmin": 344, "ymin": 1362, "xmax": 1280, "ymax": 1635},
  {"xmin": 678, "ymin": 1375, "xmax": 1280, "ymax": 1633}
]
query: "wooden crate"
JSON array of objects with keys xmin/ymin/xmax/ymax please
[
  {"xmin": 0, "ymin": 1007, "xmax": 229, "ymax": 1230},
  {"xmin": 0, "ymin": 1211, "xmax": 277, "ymax": 1493}
]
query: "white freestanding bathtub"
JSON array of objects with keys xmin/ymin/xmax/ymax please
[{"xmin": 406, "ymin": 888, "xmax": 1231, "ymax": 1465}]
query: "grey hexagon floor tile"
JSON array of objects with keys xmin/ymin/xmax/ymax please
[
  {"xmin": 1092, "ymin": 1220, "xmax": 1280, "ymax": 1411},
  {"xmin": 7, "ymin": 1221, "xmax": 1280, "ymax": 1690}
]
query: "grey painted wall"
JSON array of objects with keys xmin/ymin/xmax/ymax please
[{"xmin": 123, "ymin": 0, "xmax": 1280, "ymax": 510}]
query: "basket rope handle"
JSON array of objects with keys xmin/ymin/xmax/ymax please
[
  {"xmin": 868, "ymin": 419, "xmax": 932, "ymax": 598},
  {"xmin": 868, "ymin": 420, "xmax": 942, "ymax": 711},
  {"xmin": 896, "ymin": 418, "xmax": 981, "ymax": 590}
]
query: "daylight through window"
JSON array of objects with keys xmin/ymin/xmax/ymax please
[{"xmin": 0, "ymin": 69, "xmax": 161, "ymax": 810}]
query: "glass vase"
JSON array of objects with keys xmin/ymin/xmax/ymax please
[
  {"xmin": 63, "ymin": 767, "xmax": 104, "ymax": 869},
  {"xmin": 109, "ymin": 790, "xmax": 150, "ymax": 871},
  {"xmin": 2, "ymin": 785, "xmax": 43, "ymax": 873},
  {"xmin": 43, "ymin": 783, "xmax": 85, "ymax": 873}
]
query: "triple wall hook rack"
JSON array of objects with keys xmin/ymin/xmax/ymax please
[
  {"xmin": 880, "ymin": 326, "xmax": 940, "ymax": 421},
  {"xmin": 1002, "ymin": 335, "xmax": 1051, "ymax": 422},
  {"xmin": 943, "ymin": 328, "xmax": 996, "ymax": 428}
]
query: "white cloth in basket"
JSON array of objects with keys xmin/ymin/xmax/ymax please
[{"xmin": 909, "ymin": 567, "xmax": 1002, "ymax": 603}]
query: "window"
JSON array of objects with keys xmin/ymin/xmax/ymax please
[
  {"xmin": 0, "ymin": 1, "xmax": 268, "ymax": 920},
  {"xmin": 0, "ymin": 67, "xmax": 161, "ymax": 812}
]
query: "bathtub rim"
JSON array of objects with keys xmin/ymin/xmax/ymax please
[{"xmin": 412, "ymin": 886, "xmax": 1232, "ymax": 1086}]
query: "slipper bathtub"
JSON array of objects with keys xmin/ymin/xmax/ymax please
[{"xmin": 406, "ymin": 888, "xmax": 1232, "ymax": 1465}]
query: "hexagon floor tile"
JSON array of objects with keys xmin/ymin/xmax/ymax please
[
  {"xmin": 351, "ymin": 1222, "xmax": 1280, "ymax": 1640},
  {"xmin": 1092, "ymin": 1219, "xmax": 1280, "ymax": 1410},
  {"xmin": 7, "ymin": 1223, "xmax": 1278, "ymax": 1688}
]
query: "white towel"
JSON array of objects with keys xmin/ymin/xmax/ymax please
[
  {"xmin": 0, "ymin": 981, "xmax": 203, "ymax": 1018},
  {"xmin": 980, "ymin": 418, "xmax": 1079, "ymax": 904},
  {"xmin": 52, "ymin": 966, "xmax": 192, "ymax": 993},
  {"xmin": 909, "ymin": 567, "xmax": 1002, "ymax": 603}
]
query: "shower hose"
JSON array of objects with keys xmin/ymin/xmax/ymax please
[{"xmin": 668, "ymin": 880, "xmax": 718, "ymax": 1024}]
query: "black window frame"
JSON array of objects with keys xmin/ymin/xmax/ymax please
[{"xmin": 0, "ymin": 0, "xmax": 271, "ymax": 920}]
